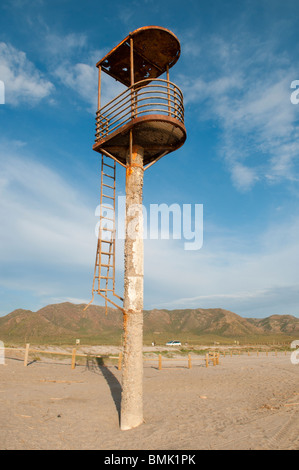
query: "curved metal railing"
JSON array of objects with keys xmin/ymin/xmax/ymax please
[{"xmin": 95, "ymin": 78, "xmax": 185, "ymax": 142}]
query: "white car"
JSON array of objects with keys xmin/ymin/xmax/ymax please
[{"xmin": 166, "ymin": 341, "xmax": 181, "ymax": 346}]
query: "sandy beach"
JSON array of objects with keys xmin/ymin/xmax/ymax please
[{"xmin": 0, "ymin": 349, "xmax": 298, "ymax": 450}]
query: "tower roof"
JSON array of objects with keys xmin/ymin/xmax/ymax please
[{"xmin": 96, "ymin": 26, "xmax": 181, "ymax": 87}]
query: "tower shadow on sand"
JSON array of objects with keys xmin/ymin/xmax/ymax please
[{"xmin": 85, "ymin": 357, "xmax": 122, "ymax": 422}]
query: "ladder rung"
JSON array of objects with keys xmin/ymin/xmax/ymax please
[
  {"xmin": 101, "ymin": 227, "xmax": 114, "ymax": 232},
  {"xmin": 102, "ymin": 194, "xmax": 114, "ymax": 200},
  {"xmin": 102, "ymin": 183, "xmax": 115, "ymax": 189},
  {"xmin": 99, "ymin": 289, "xmax": 113, "ymax": 292},
  {"xmin": 101, "ymin": 251, "xmax": 113, "ymax": 255},
  {"xmin": 101, "ymin": 204, "xmax": 114, "ymax": 210},
  {"xmin": 100, "ymin": 263, "xmax": 113, "ymax": 268},
  {"xmin": 100, "ymin": 276, "xmax": 113, "ymax": 279},
  {"xmin": 100, "ymin": 240, "xmax": 113, "ymax": 244},
  {"xmin": 102, "ymin": 172, "xmax": 114, "ymax": 179},
  {"xmin": 102, "ymin": 162, "xmax": 115, "ymax": 169},
  {"xmin": 100, "ymin": 216, "xmax": 114, "ymax": 222}
]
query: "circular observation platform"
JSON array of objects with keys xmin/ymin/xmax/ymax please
[
  {"xmin": 93, "ymin": 26, "xmax": 186, "ymax": 166},
  {"xmin": 93, "ymin": 78, "xmax": 186, "ymax": 166}
]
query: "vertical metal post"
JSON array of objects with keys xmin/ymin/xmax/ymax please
[
  {"xmin": 97, "ymin": 66, "xmax": 101, "ymax": 110},
  {"xmin": 130, "ymin": 37, "xmax": 137, "ymax": 118},
  {"xmin": 120, "ymin": 144, "xmax": 144, "ymax": 431},
  {"xmin": 97, "ymin": 66, "xmax": 102, "ymax": 138},
  {"xmin": 166, "ymin": 65, "xmax": 171, "ymax": 116}
]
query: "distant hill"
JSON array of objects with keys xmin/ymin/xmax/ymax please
[
  {"xmin": 0, "ymin": 302, "xmax": 298, "ymax": 345},
  {"xmin": 247, "ymin": 315, "xmax": 299, "ymax": 335}
]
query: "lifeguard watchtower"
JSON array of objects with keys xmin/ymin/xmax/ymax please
[{"xmin": 89, "ymin": 26, "xmax": 186, "ymax": 430}]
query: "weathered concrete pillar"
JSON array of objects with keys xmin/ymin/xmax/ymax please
[{"xmin": 120, "ymin": 144, "xmax": 144, "ymax": 431}]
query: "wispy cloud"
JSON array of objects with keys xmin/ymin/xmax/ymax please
[
  {"xmin": 0, "ymin": 42, "xmax": 54, "ymax": 105},
  {"xmin": 181, "ymin": 33, "xmax": 299, "ymax": 191},
  {"xmin": 54, "ymin": 62, "xmax": 97, "ymax": 111},
  {"xmin": 0, "ymin": 139, "xmax": 128, "ymax": 307},
  {"xmin": 157, "ymin": 285, "xmax": 299, "ymax": 318},
  {"xmin": 54, "ymin": 62, "xmax": 125, "ymax": 111},
  {"xmin": 41, "ymin": 31, "xmax": 125, "ymax": 112},
  {"xmin": 143, "ymin": 212, "xmax": 299, "ymax": 317},
  {"xmin": 230, "ymin": 163, "xmax": 258, "ymax": 192},
  {"xmin": 44, "ymin": 32, "xmax": 88, "ymax": 60},
  {"xmin": 0, "ymin": 142, "xmax": 96, "ymax": 293}
]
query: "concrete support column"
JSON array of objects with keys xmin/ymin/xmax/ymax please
[{"xmin": 120, "ymin": 144, "xmax": 144, "ymax": 431}]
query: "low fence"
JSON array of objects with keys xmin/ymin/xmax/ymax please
[
  {"xmin": 3, "ymin": 345, "xmax": 115, "ymax": 369},
  {"xmin": 1, "ymin": 344, "xmax": 292, "ymax": 370}
]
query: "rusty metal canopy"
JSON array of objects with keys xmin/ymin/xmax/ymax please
[{"xmin": 97, "ymin": 26, "xmax": 181, "ymax": 87}]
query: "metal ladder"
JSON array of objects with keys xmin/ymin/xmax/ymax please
[{"xmin": 91, "ymin": 153, "xmax": 123, "ymax": 314}]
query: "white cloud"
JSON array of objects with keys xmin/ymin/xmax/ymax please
[
  {"xmin": 143, "ymin": 214, "xmax": 299, "ymax": 317},
  {"xmin": 230, "ymin": 163, "xmax": 258, "ymax": 192},
  {"xmin": 43, "ymin": 30, "xmax": 126, "ymax": 112},
  {"xmin": 0, "ymin": 141, "xmax": 128, "ymax": 305},
  {"xmin": 44, "ymin": 32, "xmax": 88, "ymax": 59},
  {"xmin": 157, "ymin": 285, "xmax": 299, "ymax": 318},
  {"xmin": 54, "ymin": 62, "xmax": 97, "ymax": 110},
  {"xmin": 0, "ymin": 42, "xmax": 54, "ymax": 105},
  {"xmin": 0, "ymin": 142, "xmax": 298, "ymax": 317},
  {"xmin": 181, "ymin": 35, "xmax": 299, "ymax": 191},
  {"xmin": 0, "ymin": 144, "xmax": 95, "ymax": 269},
  {"xmin": 54, "ymin": 62, "xmax": 125, "ymax": 111}
]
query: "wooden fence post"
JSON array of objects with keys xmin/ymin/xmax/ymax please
[
  {"xmin": 71, "ymin": 348, "xmax": 76, "ymax": 369},
  {"xmin": 118, "ymin": 352, "xmax": 123, "ymax": 370},
  {"xmin": 24, "ymin": 343, "xmax": 30, "ymax": 367},
  {"xmin": 205, "ymin": 354, "xmax": 209, "ymax": 368},
  {"xmin": 188, "ymin": 354, "xmax": 192, "ymax": 369},
  {"xmin": 158, "ymin": 354, "xmax": 162, "ymax": 370}
]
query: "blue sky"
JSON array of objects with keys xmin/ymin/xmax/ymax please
[{"xmin": 0, "ymin": 0, "xmax": 299, "ymax": 318}]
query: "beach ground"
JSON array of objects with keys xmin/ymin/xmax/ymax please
[{"xmin": 0, "ymin": 349, "xmax": 298, "ymax": 450}]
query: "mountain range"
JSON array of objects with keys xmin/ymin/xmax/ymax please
[{"xmin": 0, "ymin": 302, "xmax": 298, "ymax": 345}]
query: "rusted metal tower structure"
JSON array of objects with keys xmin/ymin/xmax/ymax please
[{"xmin": 89, "ymin": 26, "xmax": 186, "ymax": 430}]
